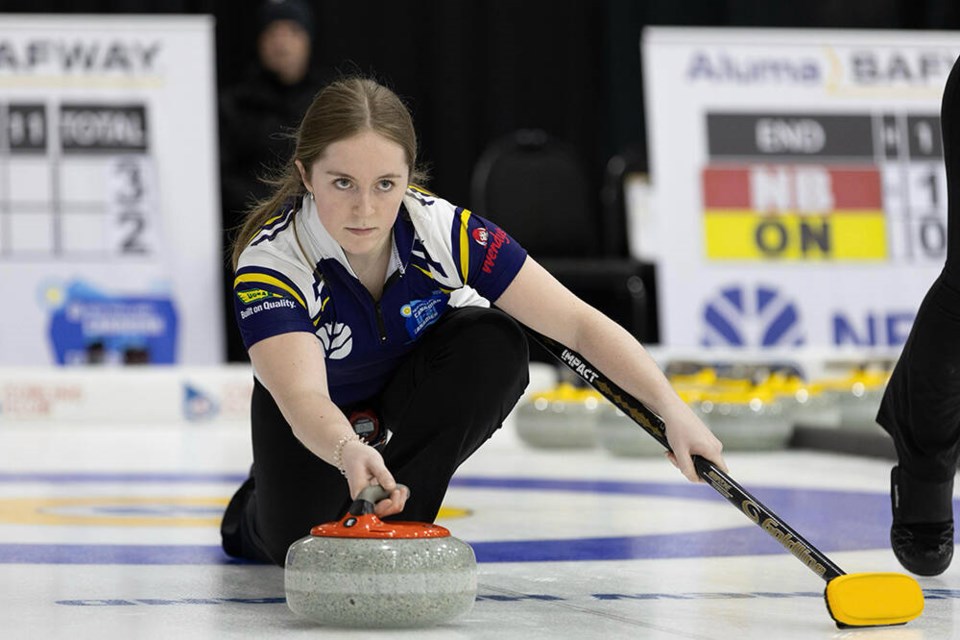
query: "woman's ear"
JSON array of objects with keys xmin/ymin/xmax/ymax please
[{"xmin": 294, "ymin": 159, "xmax": 311, "ymax": 194}]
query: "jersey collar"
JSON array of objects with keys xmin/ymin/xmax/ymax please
[{"xmin": 296, "ymin": 194, "xmax": 413, "ymax": 281}]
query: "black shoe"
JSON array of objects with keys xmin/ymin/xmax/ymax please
[
  {"xmin": 890, "ymin": 466, "xmax": 955, "ymax": 576},
  {"xmin": 221, "ymin": 475, "xmax": 256, "ymax": 558},
  {"xmin": 891, "ymin": 521, "xmax": 954, "ymax": 576}
]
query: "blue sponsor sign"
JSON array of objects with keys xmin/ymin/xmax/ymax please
[
  {"xmin": 702, "ymin": 284, "xmax": 804, "ymax": 347},
  {"xmin": 832, "ymin": 310, "xmax": 915, "ymax": 347},
  {"xmin": 47, "ymin": 281, "xmax": 178, "ymax": 364}
]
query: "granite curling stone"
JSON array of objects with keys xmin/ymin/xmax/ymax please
[
  {"xmin": 515, "ymin": 382, "xmax": 602, "ymax": 449},
  {"xmin": 285, "ymin": 484, "xmax": 477, "ymax": 628},
  {"xmin": 596, "ymin": 402, "xmax": 665, "ymax": 457}
]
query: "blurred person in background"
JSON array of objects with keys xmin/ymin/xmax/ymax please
[{"xmin": 219, "ymin": 0, "xmax": 327, "ymax": 362}]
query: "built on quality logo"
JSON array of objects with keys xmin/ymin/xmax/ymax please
[
  {"xmin": 702, "ymin": 284, "xmax": 804, "ymax": 347},
  {"xmin": 318, "ymin": 322, "xmax": 352, "ymax": 360}
]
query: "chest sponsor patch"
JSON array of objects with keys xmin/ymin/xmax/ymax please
[
  {"xmin": 400, "ymin": 293, "xmax": 447, "ymax": 339},
  {"xmin": 472, "ymin": 227, "xmax": 488, "ymax": 246}
]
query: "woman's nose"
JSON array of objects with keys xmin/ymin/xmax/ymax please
[{"xmin": 354, "ymin": 191, "xmax": 375, "ymax": 216}]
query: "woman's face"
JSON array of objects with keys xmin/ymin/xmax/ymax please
[{"xmin": 297, "ymin": 130, "xmax": 410, "ymax": 262}]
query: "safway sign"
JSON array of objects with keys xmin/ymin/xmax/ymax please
[{"xmin": 0, "ymin": 15, "xmax": 222, "ymax": 365}]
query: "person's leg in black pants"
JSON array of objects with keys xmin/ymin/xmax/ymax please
[
  {"xmin": 877, "ymin": 53, "xmax": 960, "ymax": 576},
  {"xmin": 220, "ymin": 377, "xmax": 350, "ymax": 565},
  {"xmin": 220, "ymin": 306, "xmax": 529, "ymax": 565},
  {"xmin": 378, "ymin": 306, "xmax": 529, "ymax": 522}
]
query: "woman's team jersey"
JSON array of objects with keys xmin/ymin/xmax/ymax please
[{"xmin": 234, "ymin": 187, "xmax": 528, "ymax": 406}]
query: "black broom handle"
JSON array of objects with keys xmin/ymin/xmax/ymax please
[{"xmin": 524, "ymin": 326, "xmax": 846, "ymax": 582}]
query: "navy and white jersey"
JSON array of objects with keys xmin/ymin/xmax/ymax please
[{"xmin": 234, "ymin": 187, "xmax": 528, "ymax": 406}]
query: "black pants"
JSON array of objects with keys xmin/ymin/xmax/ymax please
[
  {"xmin": 877, "ymin": 55, "xmax": 960, "ymax": 483},
  {"xmin": 221, "ymin": 306, "xmax": 529, "ymax": 565}
]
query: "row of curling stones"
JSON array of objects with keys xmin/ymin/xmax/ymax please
[
  {"xmin": 513, "ymin": 361, "xmax": 881, "ymax": 454},
  {"xmin": 514, "ymin": 370, "xmax": 803, "ymax": 454},
  {"xmin": 670, "ymin": 365, "xmax": 799, "ymax": 451},
  {"xmin": 285, "ymin": 484, "xmax": 477, "ymax": 628},
  {"xmin": 573, "ymin": 365, "xmax": 812, "ymax": 456}
]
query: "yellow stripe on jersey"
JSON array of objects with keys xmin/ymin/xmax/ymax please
[
  {"xmin": 234, "ymin": 273, "xmax": 306, "ymax": 308},
  {"xmin": 459, "ymin": 209, "xmax": 472, "ymax": 282},
  {"xmin": 408, "ymin": 184, "xmax": 437, "ymax": 196},
  {"xmin": 412, "ymin": 264, "xmax": 435, "ymax": 279}
]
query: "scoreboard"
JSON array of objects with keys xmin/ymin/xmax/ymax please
[
  {"xmin": 2, "ymin": 103, "xmax": 158, "ymax": 260},
  {"xmin": 0, "ymin": 16, "xmax": 221, "ymax": 365},
  {"xmin": 642, "ymin": 28, "xmax": 959, "ymax": 348},
  {"xmin": 702, "ymin": 112, "xmax": 945, "ymax": 263}
]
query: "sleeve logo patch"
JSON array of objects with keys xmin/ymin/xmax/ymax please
[
  {"xmin": 237, "ymin": 288, "xmax": 275, "ymax": 305},
  {"xmin": 472, "ymin": 227, "xmax": 488, "ymax": 246},
  {"xmin": 481, "ymin": 227, "xmax": 510, "ymax": 274}
]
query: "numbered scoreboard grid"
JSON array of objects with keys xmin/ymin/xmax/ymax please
[
  {"xmin": 701, "ymin": 111, "xmax": 947, "ymax": 265},
  {"xmin": 0, "ymin": 102, "xmax": 158, "ymax": 261}
]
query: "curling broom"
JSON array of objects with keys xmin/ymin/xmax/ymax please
[{"xmin": 524, "ymin": 326, "xmax": 924, "ymax": 628}]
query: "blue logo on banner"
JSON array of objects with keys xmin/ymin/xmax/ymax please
[
  {"xmin": 832, "ymin": 310, "xmax": 915, "ymax": 347},
  {"xmin": 183, "ymin": 383, "xmax": 219, "ymax": 421},
  {"xmin": 47, "ymin": 281, "xmax": 178, "ymax": 364},
  {"xmin": 702, "ymin": 284, "xmax": 804, "ymax": 347}
]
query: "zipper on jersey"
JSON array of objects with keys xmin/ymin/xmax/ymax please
[
  {"xmin": 374, "ymin": 301, "xmax": 387, "ymax": 343},
  {"xmin": 369, "ymin": 269, "xmax": 401, "ymax": 344}
]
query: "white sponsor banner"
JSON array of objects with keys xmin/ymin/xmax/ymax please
[
  {"xmin": 0, "ymin": 15, "xmax": 222, "ymax": 364},
  {"xmin": 0, "ymin": 365, "xmax": 252, "ymax": 424},
  {"xmin": 642, "ymin": 28, "xmax": 960, "ymax": 348}
]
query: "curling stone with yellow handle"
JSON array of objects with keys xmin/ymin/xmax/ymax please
[
  {"xmin": 596, "ymin": 389, "xmax": 702, "ymax": 457},
  {"xmin": 764, "ymin": 372, "xmax": 835, "ymax": 429},
  {"xmin": 514, "ymin": 382, "xmax": 602, "ymax": 448},
  {"xmin": 691, "ymin": 387, "xmax": 795, "ymax": 450},
  {"xmin": 818, "ymin": 367, "xmax": 891, "ymax": 431}
]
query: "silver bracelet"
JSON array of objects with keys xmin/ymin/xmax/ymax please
[{"xmin": 332, "ymin": 433, "xmax": 361, "ymax": 476}]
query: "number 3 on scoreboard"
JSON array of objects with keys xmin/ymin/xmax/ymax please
[{"xmin": 108, "ymin": 156, "xmax": 158, "ymax": 256}]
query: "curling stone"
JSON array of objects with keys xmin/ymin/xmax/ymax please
[
  {"xmin": 822, "ymin": 366, "xmax": 891, "ymax": 431},
  {"xmin": 514, "ymin": 382, "xmax": 601, "ymax": 448},
  {"xmin": 691, "ymin": 388, "xmax": 794, "ymax": 451},
  {"xmin": 763, "ymin": 371, "xmax": 838, "ymax": 429},
  {"xmin": 596, "ymin": 400, "xmax": 667, "ymax": 457},
  {"xmin": 285, "ymin": 484, "xmax": 477, "ymax": 628}
]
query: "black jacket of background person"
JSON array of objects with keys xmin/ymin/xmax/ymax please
[
  {"xmin": 218, "ymin": 65, "xmax": 324, "ymax": 361},
  {"xmin": 219, "ymin": 65, "xmax": 325, "ymax": 230}
]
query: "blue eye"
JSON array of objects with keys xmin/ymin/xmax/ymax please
[
  {"xmin": 377, "ymin": 180, "xmax": 394, "ymax": 191},
  {"xmin": 333, "ymin": 178, "xmax": 352, "ymax": 189}
]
